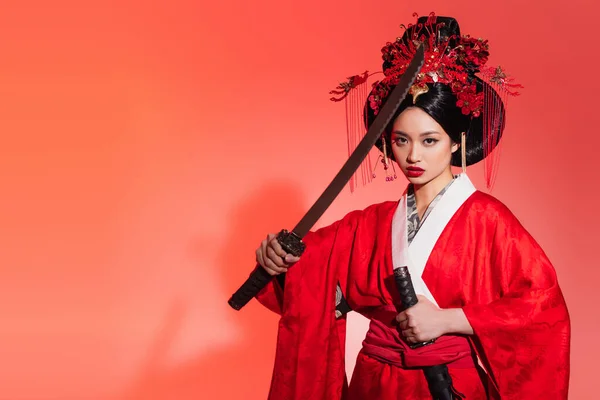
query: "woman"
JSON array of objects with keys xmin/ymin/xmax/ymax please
[{"xmin": 252, "ymin": 14, "xmax": 570, "ymax": 399}]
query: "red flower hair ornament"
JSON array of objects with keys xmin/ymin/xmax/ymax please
[{"xmin": 330, "ymin": 12, "xmax": 523, "ymax": 191}]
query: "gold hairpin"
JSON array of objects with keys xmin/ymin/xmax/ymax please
[{"xmin": 409, "ymin": 83, "xmax": 429, "ymax": 104}]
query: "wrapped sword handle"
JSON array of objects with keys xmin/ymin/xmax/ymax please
[
  {"xmin": 394, "ymin": 266, "xmax": 455, "ymax": 399},
  {"xmin": 393, "ymin": 266, "xmax": 436, "ymax": 349},
  {"xmin": 227, "ymin": 229, "xmax": 305, "ymax": 311}
]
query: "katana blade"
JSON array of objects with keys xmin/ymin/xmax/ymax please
[
  {"xmin": 228, "ymin": 44, "xmax": 425, "ymax": 311},
  {"xmin": 292, "ymin": 44, "xmax": 425, "ymax": 237}
]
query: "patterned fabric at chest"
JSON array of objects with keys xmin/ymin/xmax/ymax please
[
  {"xmin": 406, "ymin": 178, "xmax": 456, "ymax": 245},
  {"xmin": 334, "ymin": 177, "xmax": 456, "ymax": 318}
]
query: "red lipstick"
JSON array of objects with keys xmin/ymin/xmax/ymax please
[{"xmin": 406, "ymin": 166, "xmax": 424, "ymax": 177}]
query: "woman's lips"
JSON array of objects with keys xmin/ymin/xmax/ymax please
[{"xmin": 406, "ymin": 166, "xmax": 424, "ymax": 177}]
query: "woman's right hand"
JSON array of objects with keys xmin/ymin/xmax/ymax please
[{"xmin": 256, "ymin": 233, "xmax": 301, "ymax": 275}]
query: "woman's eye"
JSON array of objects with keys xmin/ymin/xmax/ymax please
[
  {"xmin": 423, "ymin": 138, "xmax": 438, "ymax": 145},
  {"xmin": 393, "ymin": 137, "xmax": 407, "ymax": 145}
]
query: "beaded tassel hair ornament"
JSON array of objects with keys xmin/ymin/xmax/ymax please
[
  {"xmin": 330, "ymin": 12, "xmax": 523, "ymax": 191},
  {"xmin": 329, "ymin": 70, "xmax": 385, "ymax": 191}
]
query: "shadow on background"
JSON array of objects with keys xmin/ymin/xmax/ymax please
[{"xmin": 118, "ymin": 181, "xmax": 306, "ymax": 400}]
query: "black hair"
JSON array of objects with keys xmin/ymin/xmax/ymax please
[{"xmin": 379, "ymin": 80, "xmax": 504, "ymax": 166}]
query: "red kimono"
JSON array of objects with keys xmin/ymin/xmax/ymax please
[{"xmin": 256, "ymin": 189, "xmax": 570, "ymax": 399}]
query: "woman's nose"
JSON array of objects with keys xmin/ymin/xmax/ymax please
[{"xmin": 407, "ymin": 144, "xmax": 421, "ymax": 163}]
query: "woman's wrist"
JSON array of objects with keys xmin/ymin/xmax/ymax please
[{"xmin": 442, "ymin": 308, "xmax": 474, "ymax": 335}]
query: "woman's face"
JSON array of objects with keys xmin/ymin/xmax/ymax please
[{"xmin": 390, "ymin": 107, "xmax": 459, "ymax": 186}]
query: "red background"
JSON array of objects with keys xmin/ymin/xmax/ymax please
[{"xmin": 0, "ymin": 1, "xmax": 597, "ymax": 399}]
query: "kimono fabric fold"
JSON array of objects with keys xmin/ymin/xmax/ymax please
[
  {"xmin": 361, "ymin": 305, "xmax": 474, "ymax": 369},
  {"xmin": 256, "ymin": 188, "xmax": 570, "ymax": 399}
]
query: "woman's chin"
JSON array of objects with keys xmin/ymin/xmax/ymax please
[{"xmin": 404, "ymin": 174, "xmax": 428, "ymax": 183}]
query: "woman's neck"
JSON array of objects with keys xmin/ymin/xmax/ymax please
[{"xmin": 413, "ymin": 168, "xmax": 454, "ymax": 215}]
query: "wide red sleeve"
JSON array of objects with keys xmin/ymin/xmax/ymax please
[
  {"xmin": 259, "ymin": 201, "xmax": 397, "ymax": 400},
  {"xmin": 462, "ymin": 203, "xmax": 571, "ymax": 399},
  {"xmin": 254, "ymin": 218, "xmax": 345, "ymax": 315},
  {"xmin": 264, "ymin": 214, "xmax": 357, "ymax": 400}
]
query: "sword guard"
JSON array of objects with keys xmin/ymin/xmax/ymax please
[
  {"xmin": 409, "ymin": 338, "xmax": 437, "ymax": 349},
  {"xmin": 276, "ymin": 229, "xmax": 306, "ymax": 257}
]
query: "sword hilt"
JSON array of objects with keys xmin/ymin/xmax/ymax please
[
  {"xmin": 276, "ymin": 229, "xmax": 306, "ymax": 257},
  {"xmin": 393, "ymin": 266, "xmax": 436, "ymax": 349},
  {"xmin": 394, "ymin": 267, "xmax": 454, "ymax": 399},
  {"xmin": 228, "ymin": 229, "xmax": 305, "ymax": 311}
]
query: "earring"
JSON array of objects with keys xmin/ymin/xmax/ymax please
[
  {"xmin": 461, "ymin": 132, "xmax": 467, "ymax": 174},
  {"xmin": 372, "ymin": 137, "xmax": 397, "ymax": 182}
]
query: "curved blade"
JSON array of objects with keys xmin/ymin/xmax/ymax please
[{"xmin": 293, "ymin": 44, "xmax": 425, "ymax": 236}]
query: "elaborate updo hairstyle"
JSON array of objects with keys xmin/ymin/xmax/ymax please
[{"xmin": 364, "ymin": 16, "xmax": 506, "ymax": 167}]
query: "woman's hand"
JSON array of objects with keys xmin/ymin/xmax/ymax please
[
  {"xmin": 256, "ymin": 233, "xmax": 301, "ymax": 275},
  {"xmin": 396, "ymin": 295, "xmax": 474, "ymax": 343},
  {"xmin": 396, "ymin": 295, "xmax": 448, "ymax": 343}
]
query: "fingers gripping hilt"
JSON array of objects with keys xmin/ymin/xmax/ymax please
[
  {"xmin": 393, "ymin": 266, "xmax": 436, "ymax": 349},
  {"xmin": 227, "ymin": 229, "xmax": 305, "ymax": 311},
  {"xmin": 276, "ymin": 229, "xmax": 305, "ymax": 257}
]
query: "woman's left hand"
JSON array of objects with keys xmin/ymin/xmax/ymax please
[{"xmin": 395, "ymin": 295, "xmax": 450, "ymax": 344}]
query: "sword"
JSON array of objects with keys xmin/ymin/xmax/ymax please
[
  {"xmin": 228, "ymin": 44, "xmax": 425, "ymax": 311},
  {"xmin": 394, "ymin": 267, "xmax": 456, "ymax": 400}
]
